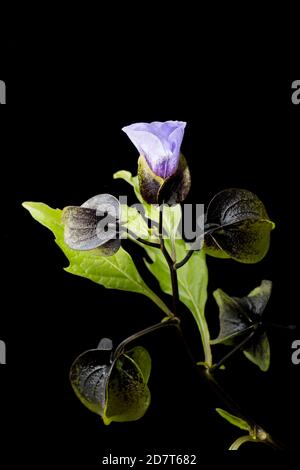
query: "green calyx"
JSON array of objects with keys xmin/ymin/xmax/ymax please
[{"xmin": 138, "ymin": 154, "xmax": 191, "ymax": 204}]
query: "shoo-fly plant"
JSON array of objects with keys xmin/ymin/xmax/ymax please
[{"xmin": 23, "ymin": 120, "xmax": 291, "ymax": 451}]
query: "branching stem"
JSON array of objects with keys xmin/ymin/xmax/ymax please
[
  {"xmin": 175, "ymin": 249, "xmax": 194, "ymax": 269},
  {"xmin": 123, "ymin": 202, "xmax": 285, "ymax": 450},
  {"xmin": 136, "ymin": 237, "xmax": 160, "ymax": 248},
  {"xmin": 159, "ymin": 204, "xmax": 180, "ymax": 317}
]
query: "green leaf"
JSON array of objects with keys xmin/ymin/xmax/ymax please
[
  {"xmin": 114, "ymin": 170, "xmax": 143, "ymax": 203},
  {"xmin": 120, "ymin": 205, "xmax": 159, "ymax": 243},
  {"xmin": 104, "ymin": 347, "xmax": 151, "ymax": 425},
  {"xmin": 246, "ymin": 281, "xmax": 272, "ymax": 315},
  {"xmin": 163, "ymin": 204, "xmax": 182, "ymax": 241},
  {"xmin": 216, "ymin": 408, "xmax": 251, "ymax": 431},
  {"xmin": 22, "ymin": 202, "xmax": 172, "ymax": 317},
  {"xmin": 126, "ymin": 345, "xmax": 152, "ymax": 383},
  {"xmin": 211, "ymin": 289, "xmax": 250, "ymax": 345},
  {"xmin": 204, "ymin": 189, "xmax": 275, "ymax": 263},
  {"xmin": 243, "ymin": 332, "xmax": 270, "ymax": 372},
  {"xmin": 70, "ymin": 344, "xmax": 151, "ymax": 425}
]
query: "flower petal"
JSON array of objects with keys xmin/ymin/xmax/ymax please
[{"xmin": 122, "ymin": 121, "xmax": 186, "ymax": 179}]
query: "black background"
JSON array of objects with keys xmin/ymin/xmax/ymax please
[{"xmin": 1, "ymin": 40, "xmax": 299, "ymax": 465}]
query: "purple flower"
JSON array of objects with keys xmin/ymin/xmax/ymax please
[{"xmin": 122, "ymin": 121, "xmax": 186, "ymax": 179}]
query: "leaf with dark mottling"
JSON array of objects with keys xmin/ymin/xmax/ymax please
[
  {"xmin": 204, "ymin": 189, "xmax": 274, "ymax": 263},
  {"xmin": 70, "ymin": 342, "xmax": 152, "ymax": 425},
  {"xmin": 211, "ymin": 281, "xmax": 272, "ymax": 371}
]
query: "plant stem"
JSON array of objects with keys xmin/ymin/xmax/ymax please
[
  {"xmin": 174, "ymin": 224, "xmax": 223, "ymax": 270},
  {"xmin": 158, "ymin": 205, "xmax": 173, "ymax": 266},
  {"xmin": 169, "ymin": 267, "xmax": 180, "ymax": 317},
  {"xmin": 175, "ymin": 325, "xmax": 254, "ymax": 424},
  {"xmin": 175, "ymin": 249, "xmax": 194, "ymax": 269},
  {"xmin": 113, "ymin": 317, "xmax": 180, "ymax": 361},
  {"xmin": 204, "ymin": 368, "xmax": 258, "ymax": 428},
  {"xmin": 159, "ymin": 204, "xmax": 180, "ymax": 316},
  {"xmin": 113, "ymin": 314, "xmax": 284, "ymax": 449},
  {"xmin": 159, "ymin": 204, "xmax": 212, "ymax": 366},
  {"xmin": 125, "ymin": 228, "xmax": 161, "ymax": 248},
  {"xmin": 154, "ymin": 205, "xmax": 283, "ymax": 449},
  {"xmin": 174, "ymin": 324, "xmax": 284, "ymax": 450},
  {"xmin": 229, "ymin": 435, "xmax": 255, "ymax": 450},
  {"xmin": 266, "ymin": 322, "xmax": 296, "ymax": 331},
  {"xmin": 210, "ymin": 328, "xmax": 257, "ymax": 371},
  {"xmin": 136, "ymin": 237, "xmax": 160, "ymax": 248}
]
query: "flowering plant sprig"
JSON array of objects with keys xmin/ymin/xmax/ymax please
[{"xmin": 23, "ymin": 120, "xmax": 290, "ymax": 451}]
